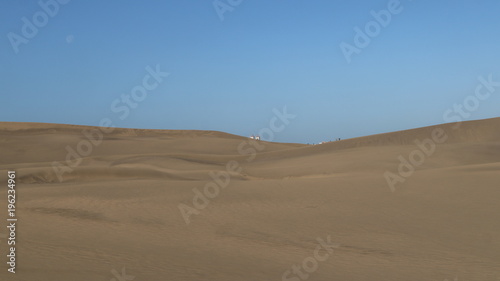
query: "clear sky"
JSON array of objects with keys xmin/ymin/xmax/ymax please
[{"xmin": 1, "ymin": 0, "xmax": 500, "ymax": 144}]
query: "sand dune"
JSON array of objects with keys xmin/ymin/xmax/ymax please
[{"xmin": 0, "ymin": 118, "xmax": 499, "ymax": 281}]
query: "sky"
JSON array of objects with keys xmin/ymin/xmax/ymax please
[{"xmin": 1, "ymin": 0, "xmax": 500, "ymax": 144}]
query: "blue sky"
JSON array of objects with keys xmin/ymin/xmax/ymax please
[{"xmin": 1, "ymin": 0, "xmax": 500, "ymax": 144}]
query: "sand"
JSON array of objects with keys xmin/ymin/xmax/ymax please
[{"xmin": 0, "ymin": 118, "xmax": 499, "ymax": 281}]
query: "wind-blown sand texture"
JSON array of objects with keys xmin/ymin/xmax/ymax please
[{"xmin": 0, "ymin": 118, "xmax": 499, "ymax": 281}]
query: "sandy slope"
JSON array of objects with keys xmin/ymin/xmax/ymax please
[{"xmin": 0, "ymin": 119, "xmax": 499, "ymax": 281}]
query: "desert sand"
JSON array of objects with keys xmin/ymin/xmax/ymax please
[{"xmin": 0, "ymin": 118, "xmax": 499, "ymax": 281}]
